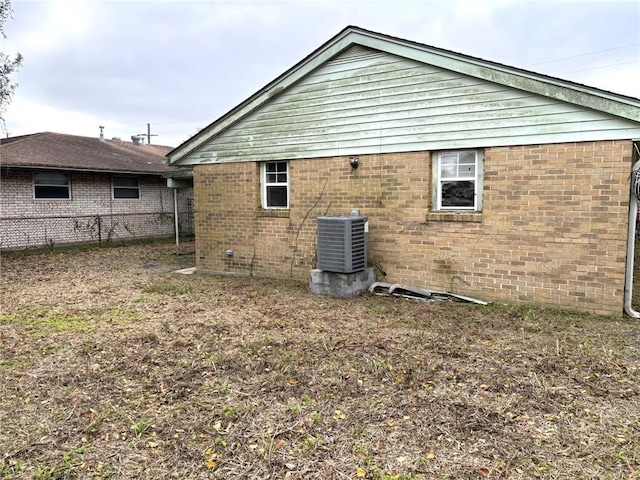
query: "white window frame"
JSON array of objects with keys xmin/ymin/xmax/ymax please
[
  {"xmin": 261, "ymin": 161, "xmax": 289, "ymax": 209},
  {"xmin": 433, "ymin": 150, "xmax": 483, "ymax": 211},
  {"xmin": 112, "ymin": 175, "xmax": 140, "ymax": 200},
  {"xmin": 33, "ymin": 172, "xmax": 71, "ymax": 200}
]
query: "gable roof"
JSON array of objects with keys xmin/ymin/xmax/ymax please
[
  {"xmin": 1, "ymin": 132, "xmax": 179, "ymax": 175},
  {"xmin": 167, "ymin": 25, "xmax": 640, "ymax": 165}
]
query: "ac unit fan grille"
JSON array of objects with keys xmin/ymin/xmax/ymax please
[{"xmin": 317, "ymin": 216, "xmax": 367, "ymax": 273}]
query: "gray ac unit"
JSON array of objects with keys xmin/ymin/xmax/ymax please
[{"xmin": 317, "ymin": 215, "xmax": 368, "ymax": 273}]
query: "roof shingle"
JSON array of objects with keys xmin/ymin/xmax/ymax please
[{"xmin": 1, "ymin": 132, "xmax": 180, "ymax": 175}]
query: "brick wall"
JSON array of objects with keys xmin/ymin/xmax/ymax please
[
  {"xmin": 1, "ymin": 170, "xmax": 194, "ymax": 249},
  {"xmin": 193, "ymin": 140, "xmax": 633, "ymax": 315}
]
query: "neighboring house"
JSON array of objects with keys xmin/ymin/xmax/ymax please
[
  {"xmin": 166, "ymin": 26, "xmax": 640, "ymax": 316},
  {"xmin": 1, "ymin": 132, "xmax": 194, "ymax": 250}
]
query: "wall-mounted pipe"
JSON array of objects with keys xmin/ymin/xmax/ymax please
[
  {"xmin": 174, "ymin": 188, "xmax": 180, "ymax": 255},
  {"xmin": 624, "ymin": 159, "xmax": 640, "ymax": 318}
]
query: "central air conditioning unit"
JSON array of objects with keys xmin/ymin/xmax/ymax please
[{"xmin": 317, "ymin": 215, "xmax": 368, "ymax": 273}]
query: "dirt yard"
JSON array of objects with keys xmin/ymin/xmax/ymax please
[{"xmin": 1, "ymin": 241, "xmax": 639, "ymax": 479}]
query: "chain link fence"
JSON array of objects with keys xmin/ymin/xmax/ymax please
[{"xmin": 1, "ymin": 209, "xmax": 194, "ymax": 251}]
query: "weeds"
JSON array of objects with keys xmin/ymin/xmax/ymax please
[
  {"xmin": 131, "ymin": 418, "xmax": 152, "ymax": 438},
  {"xmin": 1, "ymin": 308, "xmax": 93, "ymax": 336},
  {"xmin": 33, "ymin": 448, "xmax": 85, "ymax": 480},
  {"xmin": 0, "ymin": 241, "xmax": 638, "ymax": 479}
]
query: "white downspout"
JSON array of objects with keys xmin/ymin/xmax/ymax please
[
  {"xmin": 624, "ymin": 159, "xmax": 640, "ymax": 318},
  {"xmin": 174, "ymin": 188, "xmax": 180, "ymax": 255}
]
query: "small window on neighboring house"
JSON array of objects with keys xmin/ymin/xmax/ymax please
[
  {"xmin": 113, "ymin": 176, "xmax": 140, "ymax": 199},
  {"xmin": 261, "ymin": 161, "xmax": 289, "ymax": 209},
  {"xmin": 433, "ymin": 150, "xmax": 483, "ymax": 211},
  {"xmin": 33, "ymin": 172, "xmax": 71, "ymax": 199}
]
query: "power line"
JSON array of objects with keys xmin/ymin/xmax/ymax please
[
  {"xmin": 525, "ymin": 43, "xmax": 640, "ymax": 68},
  {"xmin": 558, "ymin": 59, "xmax": 639, "ymax": 75}
]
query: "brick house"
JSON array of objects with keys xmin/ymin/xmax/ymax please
[
  {"xmin": 166, "ymin": 26, "xmax": 640, "ymax": 315},
  {"xmin": 1, "ymin": 132, "xmax": 194, "ymax": 250}
]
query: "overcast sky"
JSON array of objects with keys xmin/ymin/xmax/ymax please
[{"xmin": 3, "ymin": 0, "xmax": 639, "ymax": 147}]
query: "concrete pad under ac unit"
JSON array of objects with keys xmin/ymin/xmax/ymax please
[{"xmin": 309, "ymin": 267, "xmax": 376, "ymax": 298}]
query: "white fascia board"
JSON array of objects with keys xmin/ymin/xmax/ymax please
[{"xmin": 351, "ymin": 31, "xmax": 640, "ymax": 123}]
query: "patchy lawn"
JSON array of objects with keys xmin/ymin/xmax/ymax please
[{"xmin": 1, "ymin": 241, "xmax": 639, "ymax": 479}]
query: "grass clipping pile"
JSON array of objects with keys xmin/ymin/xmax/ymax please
[{"xmin": 1, "ymin": 242, "xmax": 639, "ymax": 479}]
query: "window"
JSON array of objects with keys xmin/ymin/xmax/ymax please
[
  {"xmin": 261, "ymin": 161, "xmax": 289, "ymax": 209},
  {"xmin": 33, "ymin": 172, "xmax": 70, "ymax": 199},
  {"xmin": 433, "ymin": 150, "xmax": 483, "ymax": 211},
  {"xmin": 113, "ymin": 176, "xmax": 140, "ymax": 199}
]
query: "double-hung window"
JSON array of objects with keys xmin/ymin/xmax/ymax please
[
  {"xmin": 433, "ymin": 150, "xmax": 483, "ymax": 211},
  {"xmin": 261, "ymin": 161, "xmax": 289, "ymax": 209},
  {"xmin": 33, "ymin": 172, "xmax": 71, "ymax": 199},
  {"xmin": 113, "ymin": 176, "xmax": 140, "ymax": 199}
]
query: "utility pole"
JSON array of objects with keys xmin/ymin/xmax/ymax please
[{"xmin": 139, "ymin": 123, "xmax": 158, "ymax": 145}]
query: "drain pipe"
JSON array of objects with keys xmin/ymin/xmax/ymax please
[
  {"xmin": 624, "ymin": 159, "xmax": 640, "ymax": 318},
  {"xmin": 174, "ymin": 188, "xmax": 180, "ymax": 255}
]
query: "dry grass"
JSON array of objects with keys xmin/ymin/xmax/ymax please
[{"xmin": 1, "ymin": 241, "xmax": 639, "ymax": 479}]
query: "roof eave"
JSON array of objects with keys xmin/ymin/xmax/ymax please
[
  {"xmin": 167, "ymin": 26, "xmax": 640, "ymax": 165},
  {"xmin": 1, "ymin": 165, "xmax": 176, "ymax": 176},
  {"xmin": 161, "ymin": 169, "xmax": 194, "ymax": 179},
  {"xmin": 359, "ymin": 29, "xmax": 640, "ymax": 121}
]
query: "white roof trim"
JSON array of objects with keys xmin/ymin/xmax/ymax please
[{"xmin": 353, "ymin": 32, "xmax": 640, "ymax": 122}]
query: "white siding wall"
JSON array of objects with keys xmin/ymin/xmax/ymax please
[{"xmin": 186, "ymin": 46, "xmax": 639, "ymax": 164}]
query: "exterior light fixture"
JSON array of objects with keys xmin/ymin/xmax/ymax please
[{"xmin": 349, "ymin": 156, "xmax": 359, "ymax": 169}]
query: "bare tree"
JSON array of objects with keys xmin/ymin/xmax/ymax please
[{"xmin": 0, "ymin": 0, "xmax": 23, "ymax": 133}]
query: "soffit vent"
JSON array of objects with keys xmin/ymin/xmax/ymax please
[{"xmin": 328, "ymin": 45, "xmax": 383, "ymax": 66}]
